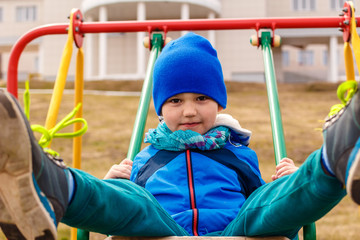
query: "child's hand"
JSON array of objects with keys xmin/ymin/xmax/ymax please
[
  {"xmin": 104, "ymin": 159, "xmax": 133, "ymax": 180},
  {"xmin": 271, "ymin": 158, "xmax": 299, "ymax": 181}
]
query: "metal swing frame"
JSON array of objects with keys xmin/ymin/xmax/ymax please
[{"xmin": 5, "ymin": 2, "xmax": 359, "ymax": 239}]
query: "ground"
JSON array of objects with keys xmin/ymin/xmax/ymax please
[{"xmin": 0, "ymin": 80, "xmax": 359, "ymax": 239}]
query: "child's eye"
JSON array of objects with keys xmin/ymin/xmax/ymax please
[
  {"xmin": 169, "ymin": 98, "xmax": 181, "ymax": 103},
  {"xmin": 197, "ymin": 96, "xmax": 208, "ymax": 101}
]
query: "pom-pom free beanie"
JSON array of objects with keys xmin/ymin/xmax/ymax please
[{"xmin": 153, "ymin": 32, "xmax": 227, "ymax": 115}]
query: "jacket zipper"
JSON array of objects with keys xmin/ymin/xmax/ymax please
[{"xmin": 186, "ymin": 149, "xmax": 199, "ymax": 236}]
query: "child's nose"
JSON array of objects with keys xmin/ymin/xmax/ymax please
[{"xmin": 183, "ymin": 102, "xmax": 197, "ymax": 117}]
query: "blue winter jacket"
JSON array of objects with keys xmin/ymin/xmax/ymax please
[{"xmin": 130, "ymin": 138, "xmax": 265, "ymax": 236}]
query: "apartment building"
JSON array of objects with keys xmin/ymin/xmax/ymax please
[
  {"xmin": 0, "ymin": 0, "xmax": 82, "ymax": 81},
  {"xmin": 0, "ymin": 0, "xmax": 357, "ymax": 83}
]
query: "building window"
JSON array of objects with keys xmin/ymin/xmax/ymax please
[
  {"xmin": 293, "ymin": 0, "xmax": 316, "ymax": 11},
  {"xmin": 330, "ymin": 0, "xmax": 347, "ymax": 10},
  {"xmin": 298, "ymin": 50, "xmax": 314, "ymax": 66},
  {"xmin": 282, "ymin": 51, "xmax": 290, "ymax": 66},
  {"xmin": 0, "ymin": 8, "xmax": 3, "ymax": 22},
  {"xmin": 16, "ymin": 6, "xmax": 37, "ymax": 22},
  {"xmin": 323, "ymin": 50, "xmax": 328, "ymax": 66},
  {"xmin": 34, "ymin": 56, "xmax": 39, "ymax": 72}
]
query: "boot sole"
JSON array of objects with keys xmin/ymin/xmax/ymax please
[
  {"xmin": 346, "ymin": 141, "xmax": 360, "ymax": 205},
  {"xmin": 0, "ymin": 90, "xmax": 56, "ymax": 239}
]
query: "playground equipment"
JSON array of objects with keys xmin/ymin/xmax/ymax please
[{"xmin": 5, "ymin": 1, "xmax": 360, "ymax": 240}]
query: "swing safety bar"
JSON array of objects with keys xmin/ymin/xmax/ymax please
[
  {"xmin": 6, "ymin": 15, "xmax": 360, "ymax": 96},
  {"xmin": 126, "ymin": 34, "xmax": 163, "ymax": 160},
  {"xmin": 260, "ymin": 31, "xmax": 316, "ymax": 240}
]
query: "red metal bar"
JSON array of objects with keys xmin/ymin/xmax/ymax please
[
  {"xmin": 80, "ymin": 17, "xmax": 353, "ymax": 33},
  {"xmin": 8, "ymin": 16, "xmax": 360, "ymax": 97},
  {"xmin": 7, "ymin": 24, "xmax": 67, "ymax": 97}
]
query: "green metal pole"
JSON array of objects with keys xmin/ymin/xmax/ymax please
[
  {"xmin": 76, "ymin": 34, "xmax": 164, "ymax": 240},
  {"xmin": 303, "ymin": 223, "xmax": 317, "ymax": 240},
  {"xmin": 260, "ymin": 31, "xmax": 316, "ymax": 240},
  {"xmin": 126, "ymin": 33, "xmax": 164, "ymax": 160},
  {"xmin": 261, "ymin": 31, "xmax": 287, "ymax": 165},
  {"xmin": 76, "ymin": 228, "xmax": 89, "ymax": 240}
]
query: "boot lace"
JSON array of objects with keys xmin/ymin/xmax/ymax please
[
  {"xmin": 23, "ymin": 82, "xmax": 88, "ymax": 157},
  {"xmin": 328, "ymin": 80, "xmax": 358, "ymax": 117}
]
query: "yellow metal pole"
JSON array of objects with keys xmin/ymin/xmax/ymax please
[
  {"xmin": 44, "ymin": 10, "xmax": 75, "ymax": 130},
  {"xmin": 73, "ymin": 48, "xmax": 84, "ymax": 169},
  {"xmin": 349, "ymin": 1, "xmax": 360, "ymax": 75},
  {"xmin": 70, "ymin": 47, "xmax": 84, "ymax": 240},
  {"xmin": 45, "ymin": 8, "xmax": 78, "ymax": 240},
  {"xmin": 71, "ymin": 228, "xmax": 78, "ymax": 240},
  {"xmin": 344, "ymin": 42, "xmax": 355, "ymax": 81}
]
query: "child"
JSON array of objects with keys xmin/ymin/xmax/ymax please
[{"xmin": 0, "ymin": 32, "xmax": 359, "ymax": 240}]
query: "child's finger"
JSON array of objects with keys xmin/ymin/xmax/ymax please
[
  {"xmin": 280, "ymin": 157, "xmax": 293, "ymax": 163},
  {"xmin": 275, "ymin": 167, "xmax": 288, "ymax": 176},
  {"xmin": 277, "ymin": 169, "xmax": 295, "ymax": 178},
  {"xmin": 275, "ymin": 161, "xmax": 291, "ymax": 171},
  {"xmin": 104, "ymin": 164, "xmax": 132, "ymax": 179},
  {"xmin": 276, "ymin": 159, "xmax": 296, "ymax": 170},
  {"xmin": 276, "ymin": 166, "xmax": 299, "ymax": 178},
  {"xmin": 279, "ymin": 158, "xmax": 295, "ymax": 166},
  {"xmin": 121, "ymin": 158, "xmax": 133, "ymax": 166}
]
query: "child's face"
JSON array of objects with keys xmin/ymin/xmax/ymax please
[{"xmin": 161, "ymin": 93, "xmax": 223, "ymax": 135}]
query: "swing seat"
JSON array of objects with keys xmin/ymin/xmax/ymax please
[{"xmin": 105, "ymin": 236, "xmax": 289, "ymax": 240}]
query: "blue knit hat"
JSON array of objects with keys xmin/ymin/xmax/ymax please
[{"xmin": 153, "ymin": 32, "xmax": 227, "ymax": 115}]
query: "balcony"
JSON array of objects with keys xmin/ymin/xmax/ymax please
[{"xmin": 81, "ymin": 0, "xmax": 221, "ymax": 20}]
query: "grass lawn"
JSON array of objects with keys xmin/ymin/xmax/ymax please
[{"xmin": 0, "ymin": 81, "xmax": 359, "ymax": 239}]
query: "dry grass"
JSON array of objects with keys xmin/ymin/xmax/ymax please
[{"xmin": 1, "ymin": 81, "xmax": 359, "ymax": 239}]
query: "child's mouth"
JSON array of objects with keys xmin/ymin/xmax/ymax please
[{"xmin": 181, "ymin": 122, "xmax": 200, "ymax": 129}]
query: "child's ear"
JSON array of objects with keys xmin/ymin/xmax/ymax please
[{"xmin": 218, "ymin": 105, "xmax": 223, "ymax": 112}]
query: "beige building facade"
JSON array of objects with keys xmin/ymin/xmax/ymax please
[{"xmin": 0, "ymin": 0, "xmax": 357, "ymax": 83}]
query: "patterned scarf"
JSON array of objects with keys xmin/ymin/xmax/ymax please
[{"xmin": 144, "ymin": 122, "xmax": 230, "ymax": 151}]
